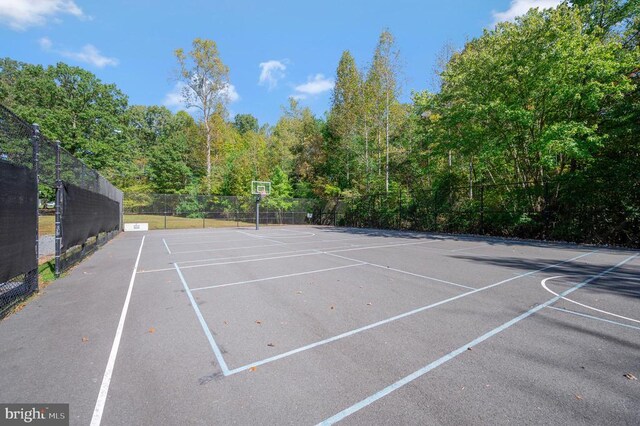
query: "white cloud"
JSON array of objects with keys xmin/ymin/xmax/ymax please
[
  {"xmin": 38, "ymin": 37, "xmax": 53, "ymax": 50},
  {"xmin": 492, "ymin": 0, "xmax": 563, "ymax": 23},
  {"xmin": 293, "ymin": 74, "xmax": 334, "ymax": 96},
  {"xmin": 0, "ymin": 0, "xmax": 86, "ymax": 30},
  {"xmin": 258, "ymin": 60, "xmax": 286, "ymax": 90},
  {"xmin": 38, "ymin": 38, "xmax": 118, "ymax": 68},
  {"xmin": 163, "ymin": 82, "xmax": 240, "ymax": 112},
  {"xmin": 59, "ymin": 44, "xmax": 119, "ymax": 68},
  {"xmin": 163, "ymin": 82, "xmax": 187, "ymax": 110},
  {"xmin": 222, "ymin": 83, "xmax": 240, "ymax": 103}
]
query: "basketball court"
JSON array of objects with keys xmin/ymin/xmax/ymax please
[{"xmin": 1, "ymin": 224, "xmax": 638, "ymax": 425}]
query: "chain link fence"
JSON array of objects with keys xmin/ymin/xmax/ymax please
[
  {"xmin": 0, "ymin": 105, "xmax": 39, "ymax": 315},
  {"xmin": 1, "ymin": 104, "xmax": 123, "ymax": 315},
  {"xmin": 124, "ymin": 193, "xmax": 343, "ymax": 229},
  {"xmin": 340, "ymin": 181, "xmax": 640, "ymax": 247}
]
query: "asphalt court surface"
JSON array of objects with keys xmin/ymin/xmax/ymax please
[{"xmin": 1, "ymin": 226, "xmax": 639, "ymax": 425}]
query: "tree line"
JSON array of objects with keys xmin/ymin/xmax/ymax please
[{"xmin": 1, "ymin": 0, "xmax": 638, "ymax": 243}]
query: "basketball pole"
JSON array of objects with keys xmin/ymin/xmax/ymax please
[{"xmin": 255, "ymin": 194, "xmax": 260, "ymax": 230}]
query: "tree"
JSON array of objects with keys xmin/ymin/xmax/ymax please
[
  {"xmin": 367, "ymin": 30, "xmax": 402, "ymax": 193},
  {"xmin": 233, "ymin": 113, "xmax": 259, "ymax": 134},
  {"xmin": 148, "ymin": 132, "xmax": 193, "ymax": 193},
  {"xmin": 174, "ymin": 38, "xmax": 230, "ymax": 188},
  {"xmin": 329, "ymin": 50, "xmax": 363, "ymax": 188}
]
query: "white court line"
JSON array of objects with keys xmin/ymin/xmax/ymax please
[
  {"xmin": 541, "ymin": 276, "xmax": 640, "ymax": 324},
  {"xmin": 146, "ymin": 229, "xmax": 240, "ymax": 238},
  {"xmin": 174, "ymin": 263, "xmax": 230, "ymax": 375},
  {"xmin": 256, "ymin": 232, "xmax": 317, "ymax": 239},
  {"xmin": 162, "ymin": 238, "xmax": 171, "ymax": 254},
  {"xmin": 137, "ymin": 248, "xmax": 337, "ymax": 274},
  {"xmin": 236, "ymin": 230, "xmax": 286, "ymax": 245},
  {"xmin": 90, "ymin": 236, "xmax": 146, "ymax": 426},
  {"xmin": 170, "ymin": 236, "xmax": 397, "ymax": 258},
  {"xmin": 222, "ymin": 250, "xmax": 598, "ymax": 376},
  {"xmin": 178, "ymin": 251, "xmax": 324, "ymax": 271},
  {"xmin": 546, "ymin": 306, "xmax": 640, "ymax": 331},
  {"xmin": 322, "ymin": 251, "xmax": 475, "ymax": 291},
  {"xmin": 164, "ymin": 237, "xmax": 278, "ymax": 246},
  {"xmin": 190, "ymin": 263, "xmax": 365, "ymax": 292},
  {"xmin": 317, "ymin": 254, "xmax": 638, "ymax": 425},
  {"xmin": 170, "ymin": 237, "xmax": 441, "ymax": 258},
  {"xmin": 276, "ymin": 228, "xmax": 316, "ymax": 235},
  {"xmin": 163, "ymin": 240, "xmax": 442, "ymax": 273},
  {"xmin": 172, "ymin": 242, "xmax": 284, "ymax": 255},
  {"xmin": 178, "ymin": 247, "xmax": 338, "ymax": 265},
  {"xmin": 449, "ymin": 244, "xmax": 489, "ymax": 253}
]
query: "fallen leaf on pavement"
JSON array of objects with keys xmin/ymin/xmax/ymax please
[
  {"xmin": 623, "ymin": 373, "xmax": 637, "ymax": 380},
  {"xmin": 148, "ymin": 327, "xmax": 155, "ymax": 334},
  {"xmin": 255, "ymin": 320, "xmax": 262, "ymax": 325},
  {"xmin": 267, "ymin": 343, "xmax": 275, "ymax": 347},
  {"xmin": 81, "ymin": 337, "xmax": 89, "ymax": 343},
  {"xmin": 249, "ymin": 367, "xmax": 257, "ymax": 372}
]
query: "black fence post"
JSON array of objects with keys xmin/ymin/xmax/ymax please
[
  {"xmin": 479, "ymin": 184, "xmax": 484, "ymax": 235},
  {"xmin": 235, "ymin": 197, "xmax": 239, "ymax": 227},
  {"xmin": 31, "ymin": 124, "xmax": 40, "ymax": 290},
  {"xmin": 397, "ymin": 189, "xmax": 402, "ymax": 230},
  {"xmin": 55, "ymin": 141, "xmax": 62, "ymax": 277},
  {"xmin": 164, "ymin": 194, "xmax": 167, "ymax": 229},
  {"xmin": 543, "ymin": 181, "xmax": 549, "ymax": 239}
]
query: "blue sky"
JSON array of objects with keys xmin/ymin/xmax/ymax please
[{"xmin": 0, "ymin": 0, "xmax": 562, "ymax": 126}]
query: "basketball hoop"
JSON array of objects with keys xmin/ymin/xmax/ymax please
[{"xmin": 251, "ymin": 180, "xmax": 271, "ymax": 230}]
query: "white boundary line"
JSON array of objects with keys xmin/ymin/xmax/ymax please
[
  {"xmin": 172, "ymin": 242, "xmax": 284, "ymax": 255},
  {"xmin": 174, "ymin": 263, "xmax": 230, "ymax": 375},
  {"xmin": 541, "ymin": 276, "xmax": 640, "ymax": 324},
  {"xmin": 323, "ymin": 251, "xmax": 475, "ymax": 291},
  {"xmin": 190, "ymin": 263, "xmax": 365, "ymax": 292},
  {"xmin": 90, "ymin": 236, "xmax": 146, "ymax": 426},
  {"xmin": 170, "ymin": 235, "xmax": 441, "ymax": 255},
  {"xmin": 317, "ymin": 253, "xmax": 638, "ymax": 425},
  {"xmin": 162, "ymin": 238, "xmax": 171, "ymax": 254},
  {"xmin": 164, "ymin": 237, "xmax": 280, "ymax": 246},
  {"xmin": 236, "ymin": 230, "xmax": 286, "ymax": 245},
  {"xmin": 169, "ymin": 238, "xmax": 442, "ymax": 261},
  {"xmin": 219, "ymin": 250, "xmax": 597, "ymax": 375},
  {"xmin": 546, "ymin": 306, "xmax": 640, "ymax": 331}
]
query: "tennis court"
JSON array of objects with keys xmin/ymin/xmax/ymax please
[{"xmin": 1, "ymin": 226, "xmax": 639, "ymax": 425}]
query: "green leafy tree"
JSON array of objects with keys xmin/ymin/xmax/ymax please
[
  {"xmin": 148, "ymin": 132, "xmax": 193, "ymax": 193},
  {"xmin": 233, "ymin": 113, "xmax": 259, "ymax": 134},
  {"xmin": 175, "ymin": 38, "xmax": 231, "ymax": 187},
  {"xmin": 329, "ymin": 50, "xmax": 363, "ymax": 188}
]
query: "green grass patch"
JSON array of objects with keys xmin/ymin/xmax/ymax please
[
  {"xmin": 124, "ymin": 214, "xmax": 253, "ymax": 230},
  {"xmin": 39, "ymin": 260, "xmax": 57, "ymax": 284},
  {"xmin": 39, "ymin": 215, "xmax": 55, "ymax": 236}
]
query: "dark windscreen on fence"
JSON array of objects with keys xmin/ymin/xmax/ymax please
[
  {"xmin": 62, "ymin": 182, "xmax": 121, "ymax": 248},
  {"xmin": 1, "ymin": 102, "xmax": 124, "ymax": 315},
  {"xmin": 0, "ymin": 161, "xmax": 37, "ymax": 283},
  {"xmin": 0, "ymin": 104, "xmax": 38, "ymax": 315},
  {"xmin": 55, "ymin": 144, "xmax": 123, "ymax": 273}
]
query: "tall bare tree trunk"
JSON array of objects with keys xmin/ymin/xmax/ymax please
[
  {"xmin": 377, "ymin": 130, "xmax": 381, "ymax": 176},
  {"xmin": 204, "ymin": 118, "xmax": 212, "ymax": 191},
  {"xmin": 385, "ymin": 91, "xmax": 390, "ymax": 193},
  {"xmin": 365, "ymin": 120, "xmax": 369, "ymax": 191}
]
